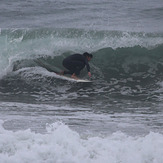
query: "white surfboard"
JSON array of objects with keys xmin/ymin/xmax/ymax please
[
  {"xmin": 35, "ymin": 59, "xmax": 92, "ymax": 83},
  {"xmin": 55, "ymin": 73, "xmax": 92, "ymax": 83}
]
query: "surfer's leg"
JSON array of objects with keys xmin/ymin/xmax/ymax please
[
  {"xmin": 63, "ymin": 70, "xmax": 73, "ymax": 75},
  {"xmin": 62, "ymin": 59, "xmax": 74, "ymax": 74},
  {"xmin": 74, "ymin": 62, "xmax": 85, "ymax": 75},
  {"xmin": 63, "ymin": 59, "xmax": 84, "ymax": 75},
  {"xmin": 64, "ymin": 61, "xmax": 84, "ymax": 75}
]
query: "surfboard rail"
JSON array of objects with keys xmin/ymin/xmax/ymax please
[{"xmin": 57, "ymin": 74, "xmax": 92, "ymax": 82}]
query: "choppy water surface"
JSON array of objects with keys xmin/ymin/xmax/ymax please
[{"xmin": 0, "ymin": 0, "xmax": 163, "ymax": 162}]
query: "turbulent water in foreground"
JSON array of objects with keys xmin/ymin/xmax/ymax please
[{"xmin": 0, "ymin": 0, "xmax": 163, "ymax": 162}]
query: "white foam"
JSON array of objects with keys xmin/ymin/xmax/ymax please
[{"xmin": 0, "ymin": 120, "xmax": 163, "ymax": 163}]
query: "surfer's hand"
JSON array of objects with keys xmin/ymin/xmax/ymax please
[{"xmin": 88, "ymin": 72, "xmax": 91, "ymax": 78}]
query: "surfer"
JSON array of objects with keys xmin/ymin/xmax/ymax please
[{"xmin": 61, "ymin": 52, "xmax": 93, "ymax": 79}]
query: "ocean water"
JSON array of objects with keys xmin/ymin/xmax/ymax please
[{"xmin": 0, "ymin": 0, "xmax": 163, "ymax": 162}]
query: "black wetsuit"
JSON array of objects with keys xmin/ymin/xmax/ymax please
[{"xmin": 62, "ymin": 54, "xmax": 90, "ymax": 75}]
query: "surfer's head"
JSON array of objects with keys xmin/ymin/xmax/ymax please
[{"xmin": 83, "ymin": 52, "xmax": 93, "ymax": 61}]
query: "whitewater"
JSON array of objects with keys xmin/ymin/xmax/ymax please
[{"xmin": 0, "ymin": 0, "xmax": 163, "ymax": 162}]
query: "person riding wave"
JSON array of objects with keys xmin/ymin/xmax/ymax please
[{"xmin": 61, "ymin": 52, "xmax": 93, "ymax": 79}]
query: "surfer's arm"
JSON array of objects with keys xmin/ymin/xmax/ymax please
[
  {"xmin": 88, "ymin": 72, "xmax": 91, "ymax": 77},
  {"xmin": 85, "ymin": 59, "xmax": 90, "ymax": 72},
  {"xmin": 85, "ymin": 59, "xmax": 91, "ymax": 77}
]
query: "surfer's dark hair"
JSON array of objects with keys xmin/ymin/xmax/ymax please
[{"xmin": 83, "ymin": 52, "xmax": 93, "ymax": 58}]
